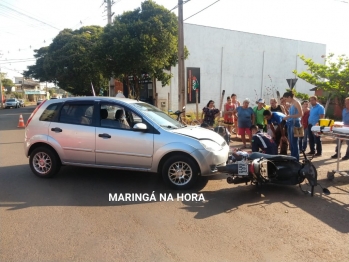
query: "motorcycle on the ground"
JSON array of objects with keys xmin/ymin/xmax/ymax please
[{"xmin": 218, "ymin": 151, "xmax": 330, "ymax": 196}]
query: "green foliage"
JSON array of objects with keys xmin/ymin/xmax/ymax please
[
  {"xmin": 98, "ymin": 0, "xmax": 187, "ymax": 99},
  {"xmin": 1, "ymin": 78, "xmax": 14, "ymax": 87},
  {"xmin": 293, "ymin": 54, "xmax": 349, "ymax": 108},
  {"xmin": 23, "ymin": 1, "xmax": 186, "ymax": 97},
  {"xmin": 12, "ymin": 92, "xmax": 23, "ymax": 99},
  {"xmin": 0, "ymin": 73, "xmax": 14, "ymax": 87},
  {"xmin": 24, "ymin": 26, "xmax": 108, "ymax": 96},
  {"xmin": 286, "ymin": 88, "xmax": 309, "ymax": 101}
]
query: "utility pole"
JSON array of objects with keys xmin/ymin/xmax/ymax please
[
  {"xmin": 106, "ymin": 0, "xmax": 115, "ymax": 96},
  {"xmin": 177, "ymin": 0, "xmax": 186, "ymax": 111},
  {"xmin": 106, "ymin": 0, "xmax": 114, "ymax": 24}
]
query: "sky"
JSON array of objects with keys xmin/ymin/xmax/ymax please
[{"xmin": 0, "ymin": 0, "xmax": 348, "ymax": 82}]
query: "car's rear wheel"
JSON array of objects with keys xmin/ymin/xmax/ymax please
[
  {"xmin": 162, "ymin": 155, "xmax": 198, "ymax": 189},
  {"xmin": 29, "ymin": 147, "xmax": 61, "ymax": 178}
]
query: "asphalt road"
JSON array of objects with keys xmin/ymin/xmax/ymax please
[{"xmin": 0, "ymin": 106, "xmax": 348, "ymax": 262}]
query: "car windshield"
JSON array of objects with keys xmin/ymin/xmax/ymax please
[
  {"xmin": 7, "ymin": 99, "xmax": 15, "ymax": 102},
  {"xmin": 132, "ymin": 103, "xmax": 184, "ymax": 129}
]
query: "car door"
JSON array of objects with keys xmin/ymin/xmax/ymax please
[
  {"xmin": 95, "ymin": 102, "xmax": 154, "ymax": 169},
  {"xmin": 48, "ymin": 101, "xmax": 96, "ymax": 164}
]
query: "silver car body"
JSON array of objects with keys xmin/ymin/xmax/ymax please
[
  {"xmin": 24, "ymin": 97, "xmax": 229, "ymax": 176},
  {"xmin": 5, "ymin": 98, "xmax": 19, "ymax": 108}
]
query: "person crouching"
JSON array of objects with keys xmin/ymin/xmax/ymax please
[{"xmin": 250, "ymin": 125, "xmax": 277, "ymax": 155}]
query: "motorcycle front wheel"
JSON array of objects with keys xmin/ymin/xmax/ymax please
[{"xmin": 299, "ymin": 164, "xmax": 317, "ymax": 196}]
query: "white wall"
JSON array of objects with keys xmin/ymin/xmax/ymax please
[{"xmin": 158, "ymin": 23, "xmax": 326, "ymax": 112}]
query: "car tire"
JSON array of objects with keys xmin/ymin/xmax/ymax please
[
  {"xmin": 162, "ymin": 155, "xmax": 198, "ymax": 189},
  {"xmin": 29, "ymin": 147, "xmax": 61, "ymax": 178}
]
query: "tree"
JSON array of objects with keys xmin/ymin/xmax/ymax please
[
  {"xmin": 293, "ymin": 54, "xmax": 349, "ymax": 109},
  {"xmin": 12, "ymin": 92, "xmax": 23, "ymax": 99},
  {"xmin": 98, "ymin": 0, "xmax": 188, "ymax": 99},
  {"xmin": 286, "ymin": 88, "xmax": 309, "ymax": 101},
  {"xmin": 0, "ymin": 73, "xmax": 14, "ymax": 87},
  {"xmin": 48, "ymin": 89, "xmax": 54, "ymax": 97},
  {"xmin": 24, "ymin": 47, "xmax": 51, "ymax": 82},
  {"xmin": 24, "ymin": 26, "xmax": 109, "ymax": 95},
  {"xmin": 1, "ymin": 78, "xmax": 14, "ymax": 88}
]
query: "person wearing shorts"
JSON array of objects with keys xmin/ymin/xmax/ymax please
[
  {"xmin": 232, "ymin": 98, "xmax": 254, "ymax": 148},
  {"xmin": 231, "ymin": 93, "xmax": 240, "ymax": 136},
  {"xmin": 223, "ymin": 96, "xmax": 235, "ymax": 135}
]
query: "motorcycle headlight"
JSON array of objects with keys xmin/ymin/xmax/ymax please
[{"xmin": 200, "ymin": 139, "xmax": 222, "ymax": 152}]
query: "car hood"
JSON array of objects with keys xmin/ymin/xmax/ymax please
[{"xmin": 171, "ymin": 126, "xmax": 226, "ymax": 145}]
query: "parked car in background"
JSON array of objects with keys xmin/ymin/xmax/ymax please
[
  {"xmin": 24, "ymin": 97, "xmax": 229, "ymax": 189},
  {"xmin": 18, "ymin": 99, "xmax": 25, "ymax": 107},
  {"xmin": 5, "ymin": 98, "xmax": 20, "ymax": 109},
  {"xmin": 37, "ymin": 99, "xmax": 44, "ymax": 106}
]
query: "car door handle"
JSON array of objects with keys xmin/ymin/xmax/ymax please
[
  {"xmin": 98, "ymin": 133, "xmax": 111, "ymax": 138},
  {"xmin": 51, "ymin": 127, "xmax": 62, "ymax": 132}
]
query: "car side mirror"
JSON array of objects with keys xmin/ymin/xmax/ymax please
[{"xmin": 133, "ymin": 123, "xmax": 147, "ymax": 131}]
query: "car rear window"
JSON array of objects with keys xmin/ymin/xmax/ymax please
[
  {"xmin": 7, "ymin": 99, "xmax": 15, "ymax": 102},
  {"xmin": 39, "ymin": 103, "xmax": 62, "ymax": 122}
]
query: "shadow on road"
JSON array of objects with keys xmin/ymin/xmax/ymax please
[
  {"xmin": 0, "ymin": 164, "xmax": 208, "ymax": 209},
  {"xmin": 0, "ymin": 162, "xmax": 348, "ymax": 233},
  {"xmin": 180, "ymin": 182, "xmax": 349, "ymax": 233}
]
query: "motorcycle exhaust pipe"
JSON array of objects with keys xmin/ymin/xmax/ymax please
[{"xmin": 227, "ymin": 176, "xmax": 251, "ymax": 184}]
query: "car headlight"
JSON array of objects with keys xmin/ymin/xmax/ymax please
[{"xmin": 200, "ymin": 139, "xmax": 222, "ymax": 152}]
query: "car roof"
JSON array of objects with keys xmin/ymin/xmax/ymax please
[{"xmin": 43, "ymin": 96, "xmax": 143, "ymax": 105}]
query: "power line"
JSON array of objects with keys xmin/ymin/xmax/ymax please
[
  {"xmin": 0, "ymin": 60, "xmax": 36, "ymax": 65},
  {"xmin": 169, "ymin": 5, "xmax": 178, "ymax": 12},
  {"xmin": 184, "ymin": 0, "xmax": 221, "ymax": 21},
  {"xmin": 169, "ymin": 0, "xmax": 191, "ymax": 12},
  {"xmin": 0, "ymin": 58, "xmax": 36, "ymax": 61},
  {"xmin": 0, "ymin": 3, "xmax": 61, "ymax": 30}
]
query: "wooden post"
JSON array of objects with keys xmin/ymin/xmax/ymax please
[{"xmin": 219, "ymin": 90, "xmax": 225, "ymax": 114}]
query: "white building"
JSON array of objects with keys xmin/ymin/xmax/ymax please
[{"xmin": 156, "ymin": 23, "xmax": 325, "ymax": 112}]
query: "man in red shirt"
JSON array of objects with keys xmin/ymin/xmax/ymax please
[{"xmin": 299, "ymin": 100, "xmax": 310, "ymax": 152}]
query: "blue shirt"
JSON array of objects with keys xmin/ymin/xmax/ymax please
[
  {"xmin": 268, "ymin": 112, "xmax": 285, "ymax": 125},
  {"xmin": 308, "ymin": 103, "xmax": 325, "ymax": 125},
  {"xmin": 236, "ymin": 106, "xmax": 254, "ymax": 128},
  {"xmin": 343, "ymin": 108, "xmax": 349, "ymax": 125}
]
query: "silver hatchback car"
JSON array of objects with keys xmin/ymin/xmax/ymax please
[{"xmin": 24, "ymin": 97, "xmax": 229, "ymax": 189}]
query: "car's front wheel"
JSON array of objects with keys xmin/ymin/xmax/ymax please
[
  {"xmin": 162, "ymin": 155, "xmax": 199, "ymax": 189},
  {"xmin": 29, "ymin": 147, "xmax": 61, "ymax": 178}
]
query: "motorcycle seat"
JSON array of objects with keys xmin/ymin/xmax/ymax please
[{"xmin": 248, "ymin": 152, "xmax": 297, "ymax": 161}]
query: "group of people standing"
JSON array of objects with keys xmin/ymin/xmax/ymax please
[{"xmin": 200, "ymin": 92, "xmax": 349, "ymax": 162}]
